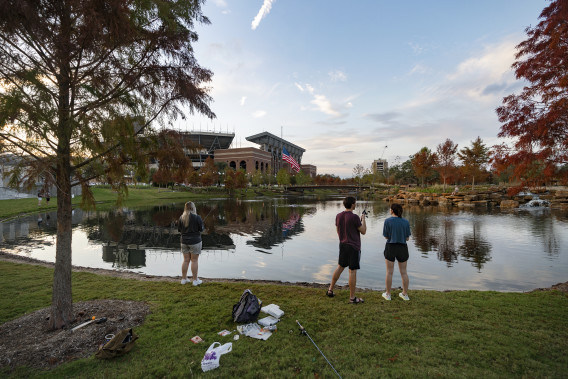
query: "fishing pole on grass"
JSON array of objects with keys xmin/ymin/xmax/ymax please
[{"xmin": 296, "ymin": 320, "xmax": 342, "ymax": 379}]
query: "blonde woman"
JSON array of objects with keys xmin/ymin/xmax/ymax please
[{"xmin": 177, "ymin": 201, "xmax": 205, "ymax": 285}]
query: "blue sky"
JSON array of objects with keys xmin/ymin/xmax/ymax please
[{"xmin": 181, "ymin": 0, "xmax": 548, "ymax": 178}]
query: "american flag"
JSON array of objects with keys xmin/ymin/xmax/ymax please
[{"xmin": 282, "ymin": 147, "xmax": 300, "ymax": 172}]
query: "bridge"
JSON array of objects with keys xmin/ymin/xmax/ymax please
[{"xmin": 287, "ymin": 185, "xmax": 371, "ymax": 192}]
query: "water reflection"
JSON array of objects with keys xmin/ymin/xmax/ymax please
[{"xmin": 1, "ymin": 198, "xmax": 567, "ymax": 291}]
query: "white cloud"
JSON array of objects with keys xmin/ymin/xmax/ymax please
[
  {"xmin": 311, "ymin": 94, "xmax": 342, "ymax": 117},
  {"xmin": 409, "ymin": 64, "xmax": 428, "ymax": 75},
  {"xmin": 252, "ymin": 110, "xmax": 267, "ymax": 118},
  {"xmin": 295, "ymin": 81, "xmax": 346, "ymax": 118},
  {"xmin": 240, "ymin": 96, "xmax": 247, "ymax": 106},
  {"xmin": 329, "ymin": 70, "xmax": 347, "ymax": 82},
  {"xmin": 213, "ymin": 0, "xmax": 227, "ymax": 6},
  {"xmin": 251, "ymin": 0, "xmax": 276, "ymax": 30}
]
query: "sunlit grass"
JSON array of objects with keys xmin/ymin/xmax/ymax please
[{"xmin": 1, "ymin": 261, "xmax": 566, "ymax": 378}]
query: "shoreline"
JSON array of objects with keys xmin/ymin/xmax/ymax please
[{"xmin": 1, "ymin": 251, "xmax": 566, "ymax": 293}]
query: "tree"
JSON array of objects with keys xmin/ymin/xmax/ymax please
[
  {"xmin": 151, "ymin": 130, "xmax": 193, "ymax": 187},
  {"xmin": 411, "ymin": 147, "xmax": 438, "ymax": 187},
  {"xmin": 495, "ymin": 0, "xmax": 568, "ymax": 189},
  {"xmin": 457, "ymin": 137, "xmax": 490, "ymax": 189},
  {"xmin": 295, "ymin": 169, "xmax": 311, "ymax": 185},
  {"xmin": 352, "ymin": 164, "xmax": 365, "ymax": 188},
  {"xmin": 436, "ymin": 139, "xmax": 458, "ymax": 190},
  {"xmin": 224, "ymin": 167, "xmax": 236, "ymax": 195},
  {"xmin": 234, "ymin": 168, "xmax": 248, "ymax": 190},
  {"xmin": 276, "ymin": 168, "xmax": 290, "ymax": 187},
  {"xmin": 0, "ymin": 0, "xmax": 214, "ymax": 329},
  {"xmin": 199, "ymin": 157, "xmax": 218, "ymax": 187},
  {"xmin": 251, "ymin": 169, "xmax": 263, "ymax": 187}
]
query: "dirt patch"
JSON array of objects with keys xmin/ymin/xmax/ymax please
[
  {"xmin": 0, "ymin": 299, "xmax": 150, "ymax": 372},
  {"xmin": 0, "ymin": 252, "xmax": 566, "ymax": 372}
]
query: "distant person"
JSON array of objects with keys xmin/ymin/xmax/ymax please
[
  {"xmin": 37, "ymin": 190, "xmax": 43, "ymax": 206},
  {"xmin": 177, "ymin": 201, "xmax": 205, "ymax": 286},
  {"xmin": 382, "ymin": 203, "xmax": 412, "ymax": 301},
  {"xmin": 452, "ymin": 186, "xmax": 459, "ymax": 195},
  {"xmin": 326, "ymin": 196, "xmax": 367, "ymax": 304},
  {"xmin": 45, "ymin": 191, "xmax": 51, "ymax": 204}
]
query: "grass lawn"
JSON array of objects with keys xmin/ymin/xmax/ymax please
[
  {"xmin": 0, "ymin": 185, "xmax": 338, "ymax": 220},
  {"xmin": 1, "ymin": 261, "xmax": 566, "ymax": 378}
]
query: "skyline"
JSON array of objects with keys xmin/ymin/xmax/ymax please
[{"xmin": 176, "ymin": 0, "xmax": 548, "ymax": 178}]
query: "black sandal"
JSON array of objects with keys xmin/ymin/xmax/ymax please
[
  {"xmin": 349, "ymin": 297, "xmax": 364, "ymax": 304},
  {"xmin": 326, "ymin": 289, "xmax": 335, "ymax": 297}
]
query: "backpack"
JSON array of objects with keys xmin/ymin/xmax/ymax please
[
  {"xmin": 95, "ymin": 328, "xmax": 138, "ymax": 359},
  {"xmin": 232, "ymin": 289, "xmax": 262, "ymax": 323}
]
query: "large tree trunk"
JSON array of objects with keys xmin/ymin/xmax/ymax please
[
  {"xmin": 49, "ymin": 160, "xmax": 73, "ymax": 329},
  {"xmin": 50, "ymin": 4, "xmax": 73, "ymax": 329}
]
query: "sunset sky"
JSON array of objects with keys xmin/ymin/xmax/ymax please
[{"xmin": 181, "ymin": 0, "xmax": 548, "ymax": 177}]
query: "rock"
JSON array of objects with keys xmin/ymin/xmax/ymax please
[{"xmin": 500, "ymin": 200, "xmax": 519, "ymax": 208}]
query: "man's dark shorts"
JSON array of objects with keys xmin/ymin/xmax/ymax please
[
  {"xmin": 384, "ymin": 243, "xmax": 409, "ymax": 263},
  {"xmin": 338, "ymin": 243, "xmax": 361, "ymax": 270}
]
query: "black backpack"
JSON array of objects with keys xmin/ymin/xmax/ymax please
[{"xmin": 232, "ymin": 289, "xmax": 262, "ymax": 323}]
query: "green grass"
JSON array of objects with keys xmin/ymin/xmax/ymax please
[
  {"xmin": 1, "ymin": 261, "xmax": 566, "ymax": 378},
  {"xmin": 0, "ymin": 186, "xmax": 341, "ymax": 220}
]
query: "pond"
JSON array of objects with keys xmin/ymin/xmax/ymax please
[{"xmin": 2, "ymin": 197, "xmax": 567, "ymax": 292}]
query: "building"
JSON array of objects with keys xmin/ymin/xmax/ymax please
[
  {"xmin": 300, "ymin": 164, "xmax": 317, "ymax": 177},
  {"xmin": 214, "ymin": 147, "xmax": 272, "ymax": 174},
  {"xmin": 176, "ymin": 130, "xmax": 235, "ymax": 169},
  {"xmin": 245, "ymin": 132, "xmax": 305, "ymax": 173},
  {"xmin": 372, "ymin": 159, "xmax": 388, "ymax": 175}
]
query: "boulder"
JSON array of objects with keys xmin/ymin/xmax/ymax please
[{"xmin": 500, "ymin": 200, "xmax": 519, "ymax": 208}]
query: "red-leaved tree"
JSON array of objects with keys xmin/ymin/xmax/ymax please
[
  {"xmin": 436, "ymin": 138, "xmax": 458, "ymax": 190},
  {"xmin": 494, "ymin": 0, "xmax": 568, "ymax": 191},
  {"xmin": 411, "ymin": 147, "xmax": 438, "ymax": 187}
]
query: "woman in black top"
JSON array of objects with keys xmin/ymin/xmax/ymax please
[{"xmin": 177, "ymin": 201, "xmax": 204, "ymax": 286}]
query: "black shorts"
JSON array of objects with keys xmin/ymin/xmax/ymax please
[
  {"xmin": 338, "ymin": 243, "xmax": 361, "ymax": 270},
  {"xmin": 384, "ymin": 243, "xmax": 409, "ymax": 263}
]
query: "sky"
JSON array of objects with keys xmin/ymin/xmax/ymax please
[{"xmin": 179, "ymin": 0, "xmax": 549, "ymax": 178}]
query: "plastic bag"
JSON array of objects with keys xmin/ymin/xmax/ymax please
[{"xmin": 201, "ymin": 342, "xmax": 233, "ymax": 372}]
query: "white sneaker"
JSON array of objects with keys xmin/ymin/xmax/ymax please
[
  {"xmin": 192, "ymin": 279, "xmax": 203, "ymax": 286},
  {"xmin": 382, "ymin": 292, "xmax": 391, "ymax": 301},
  {"xmin": 181, "ymin": 278, "xmax": 189, "ymax": 285},
  {"xmin": 399, "ymin": 292, "xmax": 410, "ymax": 301}
]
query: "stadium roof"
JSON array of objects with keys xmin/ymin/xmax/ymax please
[{"xmin": 245, "ymin": 132, "xmax": 305, "ymax": 154}]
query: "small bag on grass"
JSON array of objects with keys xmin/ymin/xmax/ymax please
[
  {"xmin": 95, "ymin": 328, "xmax": 138, "ymax": 359},
  {"xmin": 232, "ymin": 289, "xmax": 261, "ymax": 323}
]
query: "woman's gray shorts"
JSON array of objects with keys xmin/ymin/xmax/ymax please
[{"xmin": 181, "ymin": 241, "xmax": 202, "ymax": 255}]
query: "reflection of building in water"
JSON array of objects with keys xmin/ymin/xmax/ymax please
[
  {"xmin": 102, "ymin": 244, "xmax": 146, "ymax": 268},
  {"xmin": 245, "ymin": 213, "xmax": 304, "ymax": 249}
]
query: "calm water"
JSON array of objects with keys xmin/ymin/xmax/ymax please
[{"xmin": 1, "ymin": 197, "xmax": 567, "ymax": 291}]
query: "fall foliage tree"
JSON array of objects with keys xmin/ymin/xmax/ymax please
[
  {"xmin": 0, "ymin": 0, "xmax": 214, "ymax": 329},
  {"xmin": 494, "ymin": 0, "xmax": 568, "ymax": 189},
  {"xmin": 151, "ymin": 130, "xmax": 194, "ymax": 186},
  {"xmin": 411, "ymin": 147, "xmax": 438, "ymax": 187},
  {"xmin": 457, "ymin": 137, "xmax": 490, "ymax": 189},
  {"xmin": 199, "ymin": 157, "xmax": 218, "ymax": 186},
  {"xmin": 436, "ymin": 138, "xmax": 458, "ymax": 190}
]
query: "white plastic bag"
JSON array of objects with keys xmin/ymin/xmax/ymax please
[{"xmin": 201, "ymin": 342, "xmax": 233, "ymax": 372}]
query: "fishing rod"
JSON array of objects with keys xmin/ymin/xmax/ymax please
[{"xmin": 296, "ymin": 320, "xmax": 342, "ymax": 379}]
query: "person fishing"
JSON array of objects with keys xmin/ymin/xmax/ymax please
[
  {"xmin": 326, "ymin": 196, "xmax": 367, "ymax": 304},
  {"xmin": 382, "ymin": 203, "xmax": 412, "ymax": 301},
  {"xmin": 177, "ymin": 201, "xmax": 205, "ymax": 286}
]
